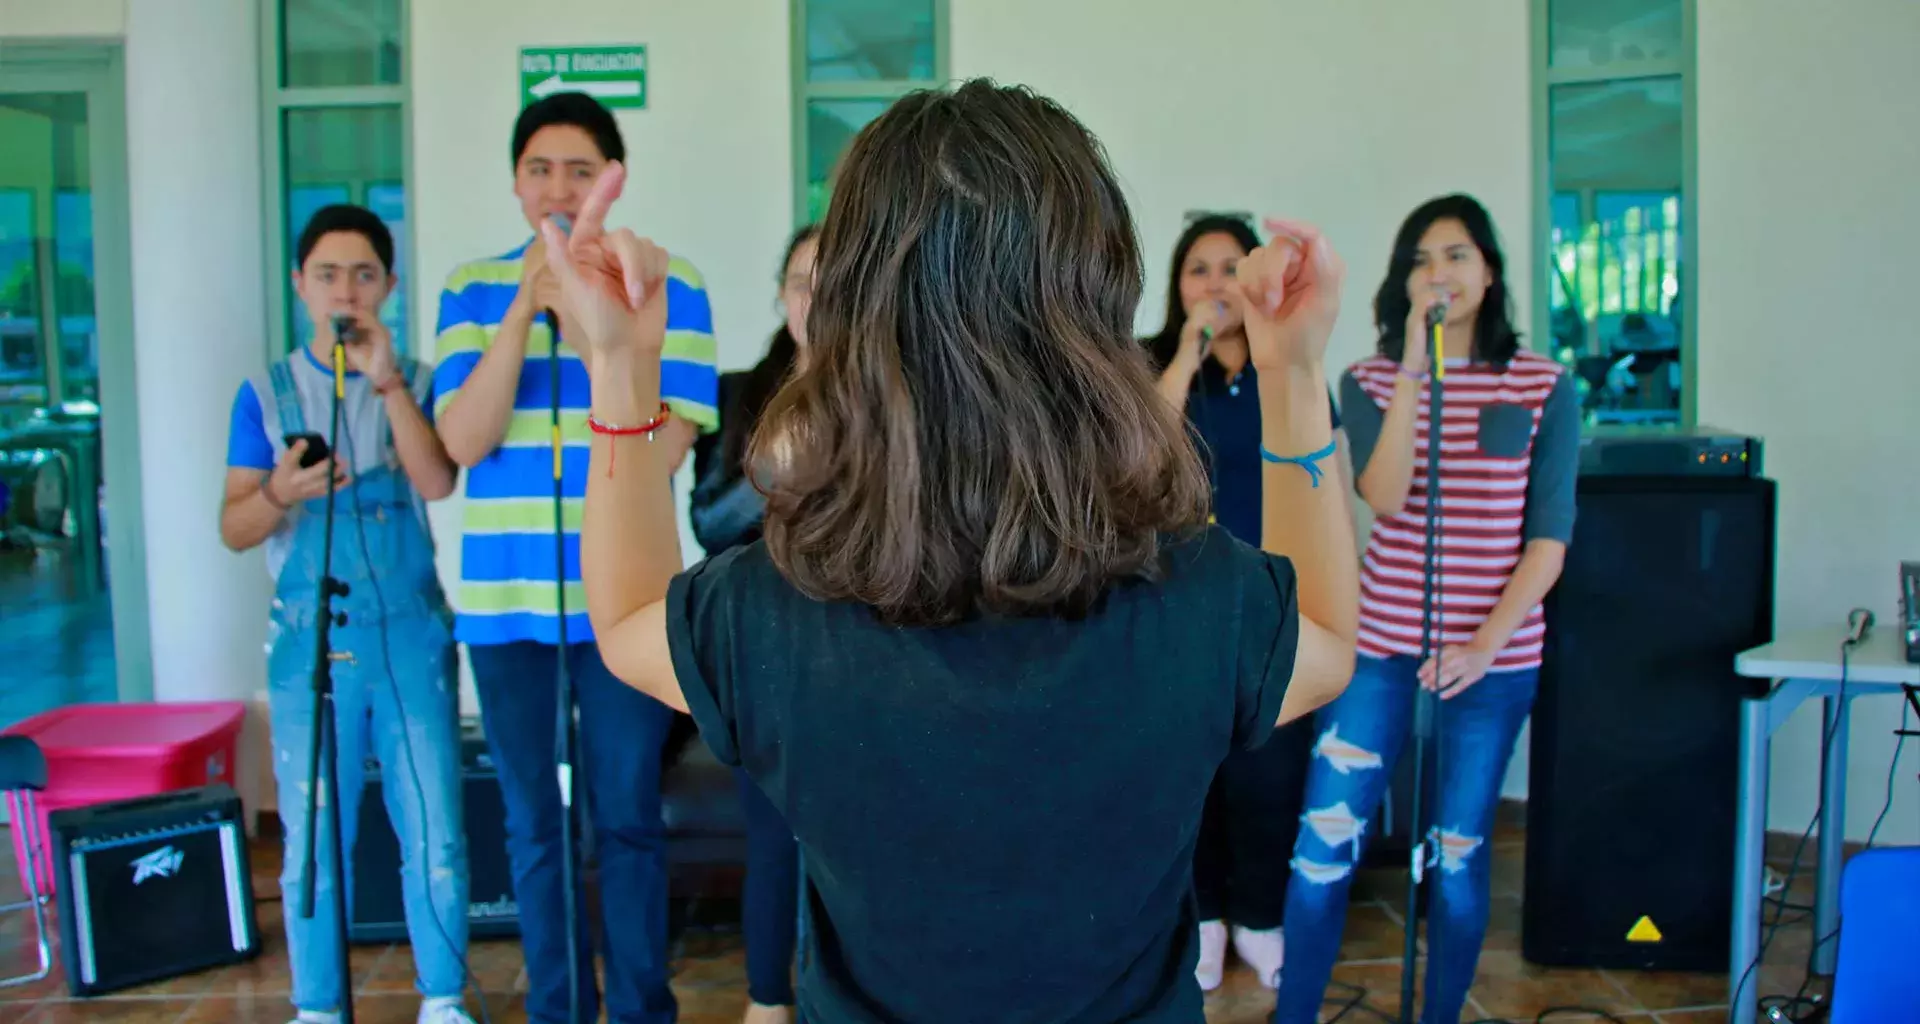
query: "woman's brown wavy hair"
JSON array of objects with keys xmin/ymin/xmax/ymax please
[{"xmin": 749, "ymin": 79, "xmax": 1210, "ymax": 627}]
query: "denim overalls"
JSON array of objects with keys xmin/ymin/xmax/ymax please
[{"xmin": 256, "ymin": 356, "xmax": 470, "ymax": 1015}]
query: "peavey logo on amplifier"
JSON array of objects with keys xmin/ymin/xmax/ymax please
[{"xmin": 130, "ymin": 846, "xmax": 184, "ymax": 885}]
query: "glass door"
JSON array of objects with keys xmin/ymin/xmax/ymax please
[{"xmin": 0, "ymin": 46, "xmax": 147, "ymax": 729}]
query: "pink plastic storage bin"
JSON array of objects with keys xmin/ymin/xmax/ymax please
[{"xmin": 3, "ymin": 701, "xmax": 245, "ymax": 896}]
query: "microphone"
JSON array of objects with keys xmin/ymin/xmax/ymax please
[
  {"xmin": 1846, "ymin": 608, "xmax": 1875, "ymax": 647},
  {"xmin": 1424, "ymin": 295, "xmax": 1450, "ymax": 329},
  {"xmin": 1195, "ymin": 300, "xmax": 1224, "ymax": 360},
  {"xmin": 330, "ymin": 314, "xmax": 356, "ymax": 345}
]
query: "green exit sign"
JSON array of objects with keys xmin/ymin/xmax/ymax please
[{"xmin": 519, "ymin": 46, "xmax": 648, "ymax": 109}]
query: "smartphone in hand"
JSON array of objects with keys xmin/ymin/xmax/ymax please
[{"xmin": 283, "ymin": 432, "xmax": 332, "ymax": 469}]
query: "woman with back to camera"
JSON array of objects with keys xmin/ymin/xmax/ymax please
[
  {"xmin": 1270, "ymin": 194, "xmax": 1579, "ymax": 1024},
  {"xmin": 555, "ymin": 80, "xmax": 1360, "ymax": 1022},
  {"xmin": 1144, "ymin": 214, "xmax": 1353, "ymax": 993},
  {"xmin": 685, "ymin": 223, "xmax": 820, "ymax": 1024}
]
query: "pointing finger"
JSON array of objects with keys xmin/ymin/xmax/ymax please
[{"xmin": 571, "ymin": 162, "xmax": 626, "ymax": 246}]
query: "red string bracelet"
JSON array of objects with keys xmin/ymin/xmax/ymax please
[{"xmin": 588, "ymin": 402, "xmax": 672, "ymax": 476}]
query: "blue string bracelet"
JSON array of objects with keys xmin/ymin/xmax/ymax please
[{"xmin": 1260, "ymin": 439, "xmax": 1338, "ymax": 488}]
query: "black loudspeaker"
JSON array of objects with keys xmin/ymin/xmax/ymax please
[
  {"xmin": 349, "ymin": 719, "xmax": 519, "ymax": 942},
  {"xmin": 50, "ymin": 785, "xmax": 261, "ymax": 996},
  {"xmin": 1523, "ymin": 473, "xmax": 1776, "ymax": 970}
]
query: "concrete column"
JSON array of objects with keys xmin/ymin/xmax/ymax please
[{"xmin": 125, "ymin": 0, "xmax": 270, "ymax": 703}]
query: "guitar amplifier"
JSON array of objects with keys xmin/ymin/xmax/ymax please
[
  {"xmin": 350, "ymin": 718, "xmax": 519, "ymax": 941},
  {"xmin": 50, "ymin": 784, "xmax": 261, "ymax": 996}
]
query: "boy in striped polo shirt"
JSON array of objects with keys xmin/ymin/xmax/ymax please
[{"xmin": 432, "ymin": 93, "xmax": 716, "ymax": 1024}]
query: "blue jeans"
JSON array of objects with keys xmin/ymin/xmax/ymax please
[
  {"xmin": 737, "ymin": 768, "xmax": 799, "ymax": 1007},
  {"xmin": 268, "ymin": 613, "xmax": 468, "ymax": 1014},
  {"xmin": 1271, "ymin": 655, "xmax": 1537, "ymax": 1024},
  {"xmin": 470, "ymin": 641, "xmax": 678, "ymax": 1024}
]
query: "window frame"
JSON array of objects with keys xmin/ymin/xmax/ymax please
[
  {"xmin": 789, "ymin": 0, "xmax": 950, "ymax": 226},
  {"xmin": 1530, "ymin": 0, "xmax": 1697, "ymax": 426},
  {"xmin": 259, "ymin": 0, "xmax": 413, "ymax": 361}
]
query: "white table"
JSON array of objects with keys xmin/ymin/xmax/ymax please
[{"xmin": 1729, "ymin": 625, "xmax": 1918, "ymax": 1024}]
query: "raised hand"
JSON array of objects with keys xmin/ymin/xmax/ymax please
[
  {"xmin": 537, "ymin": 162, "xmax": 671, "ymax": 361},
  {"xmin": 1239, "ymin": 219, "xmax": 1345, "ymax": 371}
]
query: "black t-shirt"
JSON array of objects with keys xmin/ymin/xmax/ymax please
[{"xmin": 665, "ymin": 525, "xmax": 1300, "ymax": 1022}]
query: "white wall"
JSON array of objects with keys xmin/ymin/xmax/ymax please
[
  {"xmin": 125, "ymin": 0, "xmax": 269, "ymax": 704},
  {"xmin": 1698, "ymin": 0, "xmax": 1920, "ymax": 844},
  {"xmin": 951, "ymin": 0, "xmax": 1533, "ymax": 372},
  {"xmin": 0, "ymin": 0, "xmax": 125, "ymax": 40}
]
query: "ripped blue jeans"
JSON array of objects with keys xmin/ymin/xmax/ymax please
[{"xmin": 1271, "ymin": 655, "xmax": 1536, "ymax": 1024}]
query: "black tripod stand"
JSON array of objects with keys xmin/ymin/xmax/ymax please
[
  {"xmin": 1397, "ymin": 308, "xmax": 1448, "ymax": 1024},
  {"xmin": 546, "ymin": 302, "xmax": 587, "ymax": 1024},
  {"xmin": 299, "ymin": 335, "xmax": 357, "ymax": 1024}
]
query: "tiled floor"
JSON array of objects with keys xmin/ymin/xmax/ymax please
[{"xmin": 0, "ymin": 805, "xmax": 1832, "ymax": 1023}]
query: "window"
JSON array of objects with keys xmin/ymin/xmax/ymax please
[
  {"xmin": 792, "ymin": 0, "xmax": 948, "ymax": 224},
  {"xmin": 0, "ymin": 92, "xmax": 95, "ymax": 408},
  {"xmin": 263, "ymin": 0, "xmax": 410, "ymax": 357},
  {"xmin": 1535, "ymin": 0, "xmax": 1693, "ymax": 426}
]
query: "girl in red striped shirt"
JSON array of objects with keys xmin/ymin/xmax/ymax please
[{"xmin": 1272, "ymin": 194, "xmax": 1580, "ymax": 1024}]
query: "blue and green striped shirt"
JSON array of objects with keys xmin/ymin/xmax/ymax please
[{"xmin": 432, "ymin": 239, "xmax": 719, "ymax": 647}]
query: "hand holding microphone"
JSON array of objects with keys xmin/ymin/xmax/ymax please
[
  {"xmin": 331, "ymin": 312, "xmax": 397, "ymax": 390},
  {"xmin": 1180, "ymin": 299, "xmax": 1228, "ymax": 370},
  {"xmin": 1400, "ymin": 281, "xmax": 1449, "ymax": 377}
]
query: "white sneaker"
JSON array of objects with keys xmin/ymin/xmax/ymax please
[
  {"xmin": 418, "ymin": 998, "xmax": 477, "ymax": 1024},
  {"xmin": 1231, "ymin": 924, "xmax": 1285, "ymax": 989},
  {"xmin": 290, "ymin": 1013, "xmax": 341, "ymax": 1024},
  {"xmin": 1196, "ymin": 919, "xmax": 1228, "ymax": 991}
]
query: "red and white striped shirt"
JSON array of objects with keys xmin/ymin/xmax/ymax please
[{"xmin": 1344, "ymin": 351, "xmax": 1575, "ymax": 672}]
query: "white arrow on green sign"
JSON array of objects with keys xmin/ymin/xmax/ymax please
[{"xmin": 520, "ymin": 46, "xmax": 647, "ymax": 109}]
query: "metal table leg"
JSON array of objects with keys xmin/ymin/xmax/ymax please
[
  {"xmin": 1812, "ymin": 693, "xmax": 1850, "ymax": 976},
  {"xmin": 1730, "ymin": 694, "xmax": 1772, "ymax": 1024}
]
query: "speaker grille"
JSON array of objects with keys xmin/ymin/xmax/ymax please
[{"xmin": 1523, "ymin": 475, "xmax": 1775, "ymax": 970}]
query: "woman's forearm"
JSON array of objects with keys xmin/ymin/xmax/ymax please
[
  {"xmin": 1155, "ymin": 354, "xmax": 1199, "ymax": 410},
  {"xmin": 581, "ymin": 352, "xmax": 683, "ymax": 638},
  {"xmin": 1260, "ymin": 367, "xmax": 1358, "ymax": 646},
  {"xmin": 1472, "ymin": 539, "xmax": 1567, "ymax": 652},
  {"xmin": 1356, "ymin": 375, "xmax": 1421, "ymax": 515}
]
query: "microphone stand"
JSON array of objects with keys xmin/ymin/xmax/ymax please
[
  {"xmin": 1397, "ymin": 312, "xmax": 1446, "ymax": 1024},
  {"xmin": 298, "ymin": 334, "xmax": 356, "ymax": 1024},
  {"xmin": 547, "ymin": 305, "xmax": 585, "ymax": 1024}
]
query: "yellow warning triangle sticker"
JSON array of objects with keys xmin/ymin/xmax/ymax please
[{"xmin": 1626, "ymin": 916, "xmax": 1663, "ymax": 943}]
